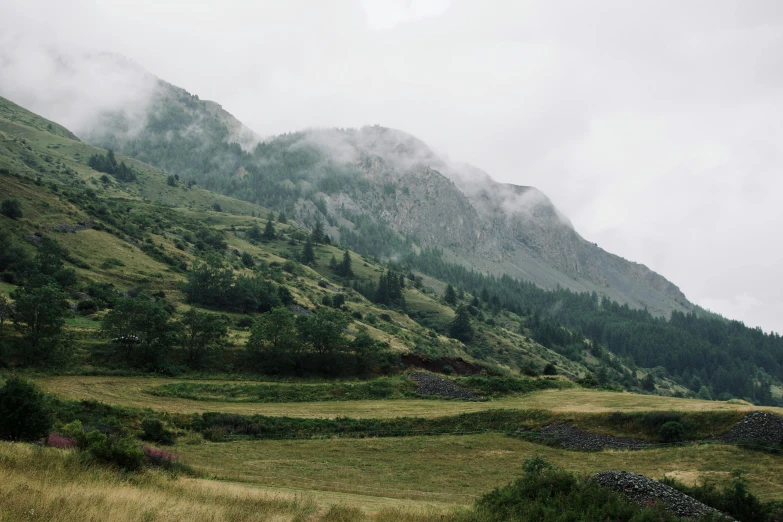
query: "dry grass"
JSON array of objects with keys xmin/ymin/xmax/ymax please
[
  {"xmin": 35, "ymin": 375, "xmax": 783, "ymax": 418},
  {"xmin": 0, "ymin": 441, "xmax": 452, "ymax": 521},
  {"xmin": 177, "ymin": 433, "xmax": 783, "ymax": 505}
]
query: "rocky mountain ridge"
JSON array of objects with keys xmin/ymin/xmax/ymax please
[
  {"xmin": 0, "ymin": 49, "xmax": 691, "ymax": 316},
  {"xmin": 298, "ymin": 126, "xmax": 690, "ymax": 316}
]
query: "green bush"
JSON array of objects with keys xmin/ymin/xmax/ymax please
[
  {"xmin": 0, "ymin": 376, "xmax": 52, "ymax": 441},
  {"xmin": 474, "ymin": 458, "xmax": 683, "ymax": 521},
  {"xmin": 0, "ymin": 199, "xmax": 22, "ymax": 219},
  {"xmin": 62, "ymin": 420, "xmax": 144, "ymax": 471},
  {"xmin": 665, "ymin": 470, "xmax": 783, "ymax": 522},
  {"xmin": 659, "ymin": 420, "xmax": 685, "ymax": 443},
  {"xmin": 140, "ymin": 418, "xmax": 174, "ymax": 445}
]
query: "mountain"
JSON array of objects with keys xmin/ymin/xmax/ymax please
[
  {"xmin": 1, "ymin": 89, "xmax": 782, "ymax": 404},
  {"xmin": 0, "ymin": 47, "xmax": 689, "ymax": 317},
  {"xmin": 287, "ymin": 126, "xmax": 691, "ymax": 316}
]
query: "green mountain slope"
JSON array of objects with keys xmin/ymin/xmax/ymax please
[{"xmin": 0, "ymin": 94, "xmax": 616, "ymax": 383}]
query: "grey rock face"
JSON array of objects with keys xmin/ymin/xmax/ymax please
[
  {"xmin": 592, "ymin": 470, "xmax": 733, "ymax": 520},
  {"xmin": 297, "ymin": 126, "xmax": 691, "ymax": 317}
]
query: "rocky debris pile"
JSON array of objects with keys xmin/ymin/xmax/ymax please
[
  {"xmin": 592, "ymin": 471, "xmax": 733, "ymax": 520},
  {"xmin": 721, "ymin": 411, "xmax": 783, "ymax": 446},
  {"xmin": 287, "ymin": 304, "xmax": 314, "ymax": 316},
  {"xmin": 527, "ymin": 422, "xmax": 650, "ymax": 451},
  {"xmin": 25, "ymin": 234, "xmax": 42, "ymax": 245},
  {"xmin": 409, "ymin": 372, "xmax": 479, "ymax": 400},
  {"xmin": 48, "ymin": 221, "xmax": 94, "ymax": 233}
]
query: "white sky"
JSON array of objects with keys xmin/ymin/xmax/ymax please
[{"xmin": 1, "ymin": 0, "xmax": 782, "ymax": 333}]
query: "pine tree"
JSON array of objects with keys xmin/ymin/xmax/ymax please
[
  {"xmin": 301, "ymin": 237, "xmax": 316, "ymax": 265},
  {"xmin": 336, "ymin": 249, "xmax": 353, "ymax": 278},
  {"xmin": 312, "ymin": 220, "xmax": 325, "ymax": 245},
  {"xmin": 444, "ymin": 284, "xmax": 457, "ymax": 305},
  {"xmin": 247, "ymin": 223, "xmax": 262, "ymax": 241},
  {"xmin": 263, "ymin": 219, "xmax": 276, "ymax": 241},
  {"xmin": 449, "ymin": 305, "xmax": 474, "ymax": 343},
  {"xmin": 278, "ymin": 211, "xmax": 287, "ymax": 224}
]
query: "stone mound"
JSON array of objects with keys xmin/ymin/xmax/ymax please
[
  {"xmin": 532, "ymin": 422, "xmax": 650, "ymax": 451},
  {"xmin": 721, "ymin": 411, "xmax": 783, "ymax": 446},
  {"xmin": 592, "ymin": 471, "xmax": 733, "ymax": 520},
  {"xmin": 409, "ymin": 372, "xmax": 478, "ymax": 400}
]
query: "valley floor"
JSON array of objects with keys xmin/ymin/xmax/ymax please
[
  {"xmin": 34, "ymin": 375, "xmax": 783, "ymax": 418},
  {"xmin": 4, "ymin": 374, "xmax": 780, "ymax": 520}
]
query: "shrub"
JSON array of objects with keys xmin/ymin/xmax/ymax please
[
  {"xmin": 659, "ymin": 420, "xmax": 685, "ymax": 443},
  {"xmin": 76, "ymin": 299, "xmax": 99, "ymax": 315},
  {"xmin": 141, "ymin": 418, "xmax": 175, "ymax": 445},
  {"xmin": 0, "ymin": 376, "xmax": 52, "ymax": 441},
  {"xmin": 100, "ymin": 257, "xmax": 125, "ymax": 269},
  {"xmin": 61, "ymin": 420, "xmax": 145, "ymax": 471},
  {"xmin": 475, "ymin": 458, "xmax": 680, "ymax": 521},
  {"xmin": 542, "ymin": 363, "xmax": 557, "ymax": 375},
  {"xmin": 0, "ymin": 199, "xmax": 22, "ymax": 219}
]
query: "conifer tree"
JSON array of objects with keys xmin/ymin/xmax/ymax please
[
  {"xmin": 312, "ymin": 220, "xmax": 325, "ymax": 245},
  {"xmin": 263, "ymin": 219, "xmax": 276, "ymax": 241},
  {"xmin": 444, "ymin": 284, "xmax": 457, "ymax": 305},
  {"xmin": 247, "ymin": 223, "xmax": 262, "ymax": 241},
  {"xmin": 301, "ymin": 237, "xmax": 316, "ymax": 265},
  {"xmin": 449, "ymin": 305, "xmax": 474, "ymax": 343},
  {"xmin": 336, "ymin": 249, "xmax": 353, "ymax": 278}
]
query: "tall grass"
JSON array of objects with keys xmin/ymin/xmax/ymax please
[{"xmin": 0, "ymin": 440, "xmax": 455, "ymax": 521}]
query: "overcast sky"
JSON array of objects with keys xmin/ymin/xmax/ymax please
[{"xmin": 2, "ymin": 0, "xmax": 782, "ymax": 333}]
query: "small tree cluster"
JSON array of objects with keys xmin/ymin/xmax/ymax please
[
  {"xmin": 246, "ymin": 307, "xmax": 392, "ymax": 376},
  {"xmin": 374, "ymin": 270, "xmax": 405, "ymax": 308},
  {"xmin": 87, "ymin": 149, "xmax": 136, "ymax": 182}
]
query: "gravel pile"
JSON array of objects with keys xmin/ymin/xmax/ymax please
[
  {"xmin": 721, "ymin": 411, "xmax": 783, "ymax": 446},
  {"xmin": 592, "ymin": 471, "xmax": 733, "ymax": 520},
  {"xmin": 409, "ymin": 372, "xmax": 478, "ymax": 400},
  {"xmin": 532, "ymin": 422, "xmax": 650, "ymax": 451}
]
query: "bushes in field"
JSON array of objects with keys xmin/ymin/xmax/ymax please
[
  {"xmin": 60, "ymin": 419, "xmax": 181, "ymax": 471},
  {"xmin": 61, "ymin": 420, "xmax": 145, "ymax": 471},
  {"xmin": 662, "ymin": 471, "xmax": 783, "ymax": 522},
  {"xmin": 471, "ymin": 458, "xmax": 685, "ymax": 521},
  {"xmin": 140, "ymin": 418, "xmax": 175, "ymax": 445},
  {"xmin": 0, "ymin": 376, "xmax": 52, "ymax": 441}
]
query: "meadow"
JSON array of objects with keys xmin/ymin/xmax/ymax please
[{"xmin": 35, "ymin": 375, "xmax": 783, "ymax": 418}]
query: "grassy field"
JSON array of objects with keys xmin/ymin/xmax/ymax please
[
  {"xmin": 35, "ymin": 375, "xmax": 783, "ymax": 418},
  {"xmin": 177, "ymin": 433, "xmax": 783, "ymax": 506},
  {"xmin": 7, "ymin": 434, "xmax": 781, "ymax": 521},
  {"xmin": 0, "ymin": 441, "xmax": 453, "ymax": 521}
]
